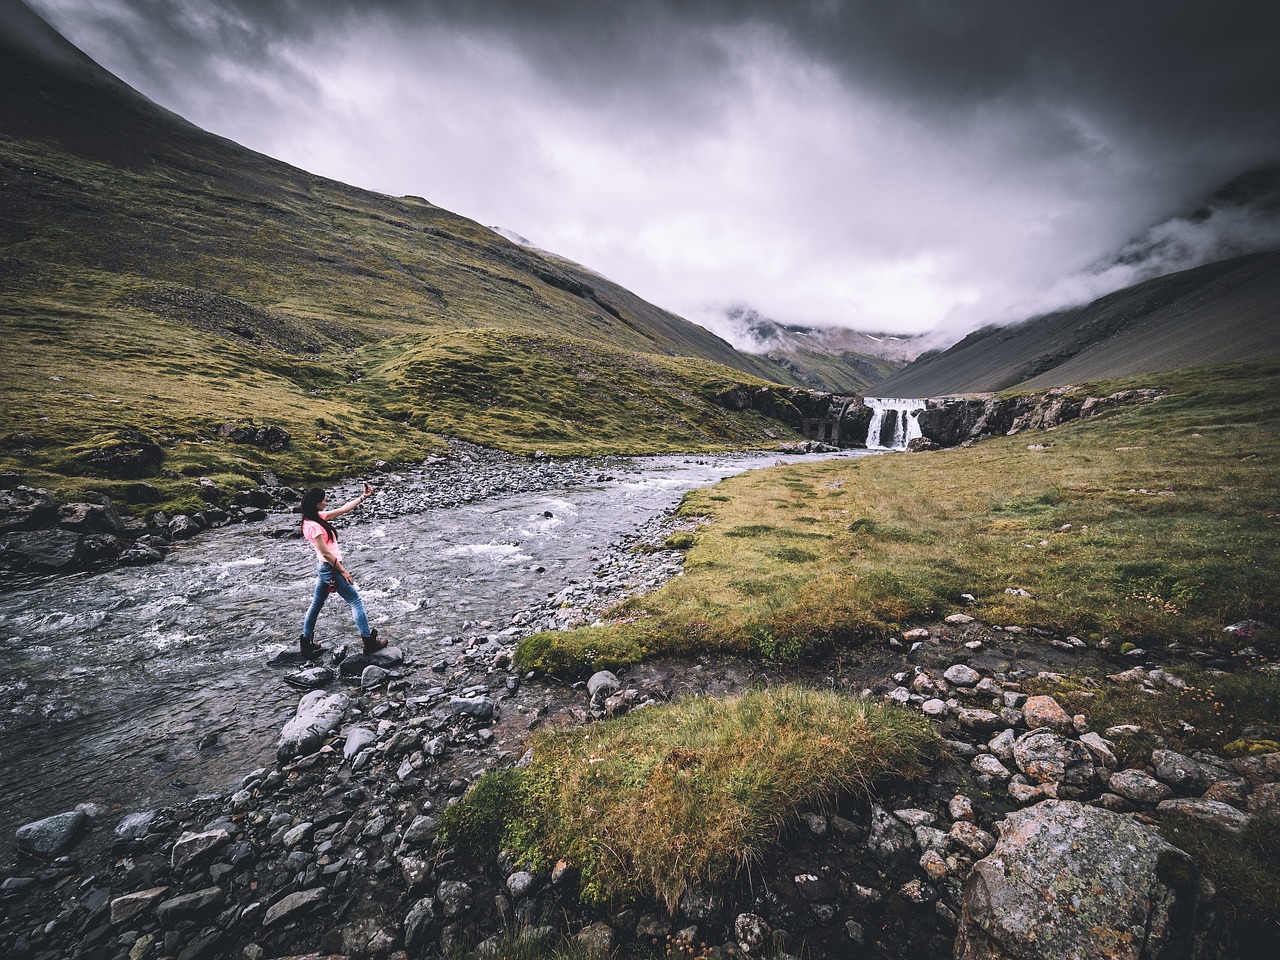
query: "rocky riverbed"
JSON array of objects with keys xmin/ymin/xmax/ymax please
[{"xmin": 3, "ymin": 445, "xmax": 1278, "ymax": 960}]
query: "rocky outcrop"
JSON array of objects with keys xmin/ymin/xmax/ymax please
[
  {"xmin": 916, "ymin": 387, "xmax": 1164, "ymax": 448},
  {"xmin": 955, "ymin": 800, "xmax": 1208, "ymax": 960},
  {"xmin": 711, "ymin": 384, "xmax": 1160, "ymax": 451}
]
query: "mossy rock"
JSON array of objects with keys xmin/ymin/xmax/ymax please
[
  {"xmin": 67, "ymin": 427, "xmax": 165, "ymax": 479},
  {"xmin": 1223, "ymin": 738, "xmax": 1280, "ymax": 758}
]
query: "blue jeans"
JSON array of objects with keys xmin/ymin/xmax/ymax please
[{"xmin": 301, "ymin": 563, "xmax": 371, "ymax": 640}]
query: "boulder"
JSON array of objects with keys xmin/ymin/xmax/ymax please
[
  {"xmin": 1012, "ymin": 730, "xmax": 1098, "ymax": 787},
  {"xmin": 866, "ymin": 805, "xmax": 915, "ymax": 865},
  {"xmin": 587, "ymin": 670, "xmax": 621, "ymax": 703},
  {"xmin": 0, "ymin": 528, "xmax": 83, "ymax": 573},
  {"xmin": 0, "ymin": 486, "xmax": 58, "ymax": 532},
  {"xmin": 74, "ymin": 427, "xmax": 164, "ymax": 479},
  {"xmin": 956, "ymin": 800, "xmax": 1204, "ymax": 960},
  {"xmin": 167, "ymin": 515, "xmax": 202, "ymax": 540},
  {"xmin": 277, "ymin": 690, "xmax": 350, "ymax": 761},
  {"xmin": 1152, "ymin": 749, "xmax": 1216, "ymax": 794},
  {"xmin": 1156, "ymin": 798, "xmax": 1251, "ymax": 834},
  {"xmin": 944, "ymin": 664, "xmax": 982, "ymax": 687},
  {"xmin": 1107, "ymin": 769, "xmax": 1174, "ymax": 805},
  {"xmin": 1022, "ymin": 695, "xmax": 1075, "ymax": 734},
  {"xmin": 15, "ymin": 810, "xmax": 87, "ymax": 858}
]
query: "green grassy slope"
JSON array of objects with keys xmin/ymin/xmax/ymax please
[{"xmin": 0, "ymin": 5, "xmax": 807, "ymax": 507}]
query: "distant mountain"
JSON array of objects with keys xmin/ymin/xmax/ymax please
[
  {"xmin": 702, "ymin": 306, "xmax": 933, "ymax": 393},
  {"xmin": 0, "ymin": 0, "xmax": 830, "ymax": 498},
  {"xmin": 876, "ymin": 249, "xmax": 1280, "ymax": 396}
]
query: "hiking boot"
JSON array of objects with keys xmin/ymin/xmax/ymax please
[
  {"xmin": 362, "ymin": 627, "xmax": 387, "ymax": 655},
  {"xmin": 299, "ymin": 635, "xmax": 325, "ymax": 657}
]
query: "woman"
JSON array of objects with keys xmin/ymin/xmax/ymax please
[{"xmin": 297, "ymin": 482, "xmax": 387, "ymax": 656}]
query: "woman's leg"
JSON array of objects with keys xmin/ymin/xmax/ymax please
[
  {"xmin": 301, "ymin": 567, "xmax": 331, "ymax": 639},
  {"xmin": 332, "ymin": 574, "xmax": 372, "ymax": 638}
]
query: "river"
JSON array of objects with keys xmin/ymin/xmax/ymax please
[{"xmin": 0, "ymin": 448, "xmax": 875, "ymax": 853}]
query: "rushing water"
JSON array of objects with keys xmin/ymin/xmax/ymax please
[{"xmin": 0, "ymin": 449, "xmax": 874, "ymax": 849}]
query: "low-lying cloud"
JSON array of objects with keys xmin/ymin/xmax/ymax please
[{"xmin": 24, "ymin": 0, "xmax": 1280, "ymax": 339}]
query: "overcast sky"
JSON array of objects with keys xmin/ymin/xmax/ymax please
[{"xmin": 24, "ymin": 0, "xmax": 1280, "ymax": 343}]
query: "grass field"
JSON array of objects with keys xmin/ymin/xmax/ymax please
[{"xmin": 516, "ymin": 360, "xmax": 1280, "ymax": 676}]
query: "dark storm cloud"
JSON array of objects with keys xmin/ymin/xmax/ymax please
[{"xmin": 24, "ymin": 0, "xmax": 1280, "ymax": 338}]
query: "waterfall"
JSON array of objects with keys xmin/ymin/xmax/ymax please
[{"xmin": 865, "ymin": 397, "xmax": 925, "ymax": 450}]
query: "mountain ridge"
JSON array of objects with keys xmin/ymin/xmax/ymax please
[{"xmin": 0, "ymin": 0, "xmax": 835, "ymax": 507}]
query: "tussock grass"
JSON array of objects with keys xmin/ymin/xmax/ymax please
[
  {"xmin": 441, "ymin": 686, "xmax": 937, "ymax": 909},
  {"xmin": 517, "ymin": 360, "xmax": 1280, "ymax": 676}
]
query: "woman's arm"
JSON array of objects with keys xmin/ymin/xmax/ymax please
[{"xmin": 320, "ymin": 482, "xmax": 375, "ymax": 520}]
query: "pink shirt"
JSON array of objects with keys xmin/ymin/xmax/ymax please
[{"xmin": 302, "ymin": 518, "xmax": 342, "ymax": 562}]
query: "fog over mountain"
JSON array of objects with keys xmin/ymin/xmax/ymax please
[{"xmin": 21, "ymin": 0, "xmax": 1280, "ymax": 339}]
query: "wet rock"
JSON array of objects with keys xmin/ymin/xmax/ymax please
[
  {"xmin": 283, "ymin": 666, "xmax": 335, "ymax": 690},
  {"xmin": 404, "ymin": 897, "xmax": 438, "ymax": 953},
  {"xmin": 155, "ymin": 886, "xmax": 225, "ymax": 927},
  {"xmin": 338, "ymin": 646, "xmax": 405, "ymax": 677},
  {"xmin": 0, "ymin": 486, "xmax": 58, "ymax": 532},
  {"xmin": 449, "ymin": 696, "xmax": 495, "ymax": 721},
  {"xmin": 277, "ymin": 690, "xmax": 350, "ymax": 761},
  {"xmin": 110, "ymin": 886, "xmax": 169, "ymax": 925},
  {"xmin": 167, "ymin": 515, "xmax": 202, "ymax": 540},
  {"xmin": 119, "ymin": 542, "xmax": 165, "ymax": 565},
  {"xmin": 956, "ymin": 800, "xmax": 1202, "ymax": 960},
  {"xmin": 15, "ymin": 810, "xmax": 87, "ymax": 857},
  {"xmin": 114, "ymin": 810, "xmax": 160, "ymax": 839},
  {"xmin": 0, "ymin": 528, "xmax": 83, "ymax": 573}
]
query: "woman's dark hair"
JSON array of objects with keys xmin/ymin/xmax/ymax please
[{"xmin": 301, "ymin": 487, "xmax": 337, "ymax": 542}]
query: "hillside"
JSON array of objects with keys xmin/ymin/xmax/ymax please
[
  {"xmin": 877, "ymin": 249, "xmax": 1280, "ymax": 396},
  {"xmin": 0, "ymin": 0, "xmax": 813, "ymax": 508}
]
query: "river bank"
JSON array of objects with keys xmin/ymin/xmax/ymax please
[
  {"xmin": 5, "ymin": 587, "xmax": 1277, "ymax": 960},
  {"xmin": 0, "ymin": 443, "xmax": 871, "ymax": 859},
  {"xmin": 4, "ymin": 433, "xmax": 1279, "ymax": 960}
]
